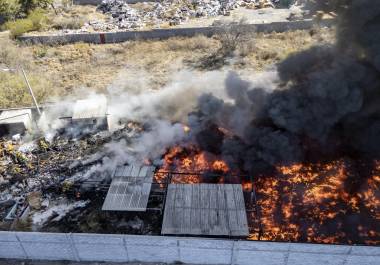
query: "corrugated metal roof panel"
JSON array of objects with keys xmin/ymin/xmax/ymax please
[{"xmin": 102, "ymin": 165, "xmax": 155, "ymax": 211}]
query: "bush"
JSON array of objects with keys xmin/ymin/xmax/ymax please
[
  {"xmin": 0, "ymin": 0, "xmax": 21, "ymax": 21},
  {"xmin": 3, "ymin": 9, "xmax": 47, "ymax": 38},
  {"xmin": 52, "ymin": 17, "xmax": 84, "ymax": 30},
  {"xmin": 4, "ymin": 18, "xmax": 34, "ymax": 38},
  {"xmin": 19, "ymin": 0, "xmax": 52, "ymax": 14},
  {"xmin": 27, "ymin": 8, "xmax": 47, "ymax": 30},
  {"xmin": 196, "ymin": 19, "xmax": 256, "ymax": 70}
]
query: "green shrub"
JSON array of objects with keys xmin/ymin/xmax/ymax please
[
  {"xmin": 3, "ymin": 9, "xmax": 47, "ymax": 38},
  {"xmin": 19, "ymin": 0, "xmax": 52, "ymax": 14},
  {"xmin": 4, "ymin": 18, "xmax": 34, "ymax": 38},
  {"xmin": 27, "ymin": 8, "xmax": 47, "ymax": 30},
  {"xmin": 0, "ymin": 0, "xmax": 21, "ymax": 21}
]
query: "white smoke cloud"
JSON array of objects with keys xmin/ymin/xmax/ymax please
[{"xmin": 36, "ymin": 68, "xmax": 280, "ymax": 181}]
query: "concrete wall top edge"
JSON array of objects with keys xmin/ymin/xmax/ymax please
[
  {"xmin": 0, "ymin": 231, "xmax": 18, "ymax": 242},
  {"xmin": 236, "ymin": 240, "xmax": 290, "ymax": 251},
  {"xmin": 351, "ymin": 246, "xmax": 380, "ymax": 256},
  {"xmin": 72, "ymin": 233, "xmax": 124, "ymax": 244},
  {"xmin": 124, "ymin": 235, "xmax": 178, "ymax": 246},
  {"xmin": 288, "ymin": 243, "xmax": 351, "ymax": 254},
  {"xmin": 178, "ymin": 238, "xmax": 234, "ymax": 249},
  {"xmin": 16, "ymin": 232, "xmax": 68, "ymax": 243}
]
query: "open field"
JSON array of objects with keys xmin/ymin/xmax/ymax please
[{"xmin": 0, "ymin": 27, "xmax": 334, "ymax": 108}]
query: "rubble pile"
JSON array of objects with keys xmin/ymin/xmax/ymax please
[{"xmin": 94, "ymin": 0, "xmax": 279, "ymax": 30}]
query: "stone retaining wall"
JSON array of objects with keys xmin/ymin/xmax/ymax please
[
  {"xmin": 18, "ymin": 19, "xmax": 334, "ymax": 45},
  {"xmin": 0, "ymin": 231, "xmax": 379, "ymax": 265}
]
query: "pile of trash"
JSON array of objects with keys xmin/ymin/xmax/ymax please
[
  {"xmin": 93, "ymin": 0, "xmax": 279, "ymax": 30},
  {"xmin": 0, "ymin": 124, "xmax": 140, "ymax": 232}
]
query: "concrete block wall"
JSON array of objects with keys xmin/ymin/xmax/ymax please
[
  {"xmin": 18, "ymin": 19, "xmax": 334, "ymax": 45},
  {"xmin": 0, "ymin": 231, "xmax": 379, "ymax": 265}
]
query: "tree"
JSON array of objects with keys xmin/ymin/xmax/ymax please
[
  {"xmin": 19, "ymin": 0, "xmax": 53, "ymax": 14},
  {"xmin": 0, "ymin": 0, "xmax": 21, "ymax": 21}
]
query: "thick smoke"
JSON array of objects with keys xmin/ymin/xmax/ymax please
[
  {"xmin": 40, "ymin": 71, "xmax": 236, "ymax": 181},
  {"xmin": 37, "ymin": 0, "xmax": 380, "ymax": 181},
  {"xmin": 189, "ymin": 0, "xmax": 380, "ymax": 173}
]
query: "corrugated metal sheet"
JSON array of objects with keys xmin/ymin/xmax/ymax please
[
  {"xmin": 102, "ymin": 165, "xmax": 155, "ymax": 211},
  {"xmin": 162, "ymin": 184, "xmax": 249, "ymax": 237}
]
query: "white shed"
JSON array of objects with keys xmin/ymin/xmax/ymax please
[
  {"xmin": 71, "ymin": 95, "xmax": 109, "ymax": 131},
  {"xmin": 0, "ymin": 109, "xmax": 33, "ymax": 136}
]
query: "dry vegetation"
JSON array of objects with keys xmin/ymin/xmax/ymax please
[{"xmin": 0, "ymin": 27, "xmax": 335, "ymax": 108}]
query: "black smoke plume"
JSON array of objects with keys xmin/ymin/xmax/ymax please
[{"xmin": 189, "ymin": 0, "xmax": 380, "ymax": 174}]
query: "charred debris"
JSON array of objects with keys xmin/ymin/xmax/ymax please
[{"xmin": 0, "ymin": 99, "xmax": 159, "ymax": 234}]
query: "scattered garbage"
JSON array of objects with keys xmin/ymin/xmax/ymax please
[
  {"xmin": 0, "ymin": 121, "xmax": 142, "ymax": 231},
  {"xmin": 32, "ymin": 200, "xmax": 90, "ymax": 227}
]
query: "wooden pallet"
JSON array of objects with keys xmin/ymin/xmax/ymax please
[{"xmin": 162, "ymin": 183, "xmax": 249, "ymax": 237}]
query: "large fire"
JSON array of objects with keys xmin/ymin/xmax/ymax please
[
  {"xmin": 250, "ymin": 160, "xmax": 380, "ymax": 245},
  {"xmin": 154, "ymin": 145, "xmax": 229, "ymax": 184},
  {"xmin": 154, "ymin": 145, "xmax": 380, "ymax": 245}
]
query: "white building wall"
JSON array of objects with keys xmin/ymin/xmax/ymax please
[{"xmin": 0, "ymin": 231, "xmax": 379, "ymax": 265}]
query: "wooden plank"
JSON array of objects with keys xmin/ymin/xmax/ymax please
[
  {"xmin": 183, "ymin": 185, "xmax": 192, "ymax": 208},
  {"xmin": 174, "ymin": 207, "xmax": 183, "ymax": 234},
  {"xmin": 225, "ymin": 184, "xmax": 236, "ymax": 210},
  {"xmin": 175, "ymin": 184, "xmax": 184, "ymax": 208},
  {"xmin": 217, "ymin": 184, "xmax": 226, "ymax": 210},
  {"xmin": 190, "ymin": 208, "xmax": 201, "ymax": 235},
  {"xmin": 209, "ymin": 185, "xmax": 217, "ymax": 210},
  {"xmin": 209, "ymin": 208, "xmax": 218, "ymax": 234},
  {"xmin": 233, "ymin": 185, "xmax": 245, "ymax": 210},
  {"xmin": 162, "ymin": 184, "xmax": 177, "ymax": 234},
  {"xmin": 200, "ymin": 184, "xmax": 210, "ymax": 209},
  {"xmin": 217, "ymin": 209, "xmax": 229, "ymax": 235},
  {"xmin": 183, "ymin": 208, "xmax": 191, "ymax": 234},
  {"xmin": 192, "ymin": 184, "xmax": 200, "ymax": 209},
  {"xmin": 200, "ymin": 208, "xmax": 210, "ymax": 235}
]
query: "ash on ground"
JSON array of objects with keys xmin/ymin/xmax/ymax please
[{"xmin": 0, "ymin": 124, "xmax": 161, "ymax": 235}]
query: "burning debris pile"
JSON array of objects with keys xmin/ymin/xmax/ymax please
[
  {"xmin": 1, "ymin": 0, "xmax": 379, "ymax": 245},
  {"xmin": 95, "ymin": 0, "xmax": 278, "ymax": 30},
  {"xmin": 154, "ymin": 0, "xmax": 380, "ymax": 245}
]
